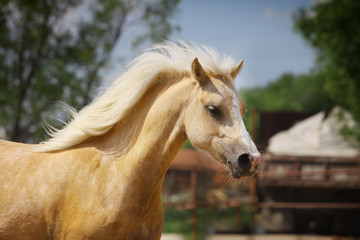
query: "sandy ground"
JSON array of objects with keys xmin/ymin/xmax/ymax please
[{"xmin": 161, "ymin": 233, "xmax": 185, "ymax": 240}]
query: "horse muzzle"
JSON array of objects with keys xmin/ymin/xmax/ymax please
[{"xmin": 227, "ymin": 153, "xmax": 261, "ymax": 178}]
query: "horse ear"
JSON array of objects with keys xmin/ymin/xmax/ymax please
[
  {"xmin": 192, "ymin": 58, "xmax": 209, "ymax": 84},
  {"xmin": 230, "ymin": 59, "xmax": 244, "ymax": 79}
]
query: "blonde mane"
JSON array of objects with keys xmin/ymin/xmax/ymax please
[{"xmin": 37, "ymin": 40, "xmax": 237, "ymax": 152}]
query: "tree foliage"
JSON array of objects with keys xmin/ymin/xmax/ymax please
[
  {"xmin": 0, "ymin": 0, "xmax": 180, "ymax": 142},
  {"xmin": 240, "ymin": 72, "xmax": 334, "ymax": 113},
  {"xmin": 293, "ymin": 0, "xmax": 360, "ymax": 139}
]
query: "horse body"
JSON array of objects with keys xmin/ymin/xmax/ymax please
[
  {"xmin": 0, "ymin": 41, "xmax": 260, "ymax": 239},
  {"xmin": 0, "ymin": 141, "xmax": 164, "ymax": 239}
]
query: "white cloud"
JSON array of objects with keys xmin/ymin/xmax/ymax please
[{"xmin": 263, "ymin": 6, "xmax": 291, "ymax": 20}]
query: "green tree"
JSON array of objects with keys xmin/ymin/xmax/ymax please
[
  {"xmin": 0, "ymin": 0, "xmax": 180, "ymax": 142},
  {"xmin": 294, "ymin": 0, "xmax": 360, "ymax": 140},
  {"xmin": 240, "ymin": 72, "xmax": 333, "ymax": 113}
]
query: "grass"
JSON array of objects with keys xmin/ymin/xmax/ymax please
[{"xmin": 163, "ymin": 205, "xmax": 254, "ymax": 240}]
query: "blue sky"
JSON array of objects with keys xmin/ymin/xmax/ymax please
[
  {"xmin": 110, "ymin": 0, "xmax": 316, "ymax": 89},
  {"xmin": 171, "ymin": 0, "xmax": 316, "ymax": 88}
]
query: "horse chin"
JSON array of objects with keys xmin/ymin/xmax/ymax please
[
  {"xmin": 228, "ymin": 165, "xmax": 257, "ymax": 179},
  {"xmin": 230, "ymin": 170, "xmax": 242, "ymax": 179}
]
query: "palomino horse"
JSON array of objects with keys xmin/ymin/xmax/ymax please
[{"xmin": 0, "ymin": 41, "xmax": 260, "ymax": 239}]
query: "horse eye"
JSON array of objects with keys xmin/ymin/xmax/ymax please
[{"xmin": 206, "ymin": 105, "xmax": 220, "ymax": 118}]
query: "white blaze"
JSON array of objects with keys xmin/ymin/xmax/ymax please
[{"xmin": 230, "ymin": 90, "xmax": 260, "ymax": 157}]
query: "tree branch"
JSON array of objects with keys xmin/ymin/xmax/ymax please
[
  {"xmin": 22, "ymin": 100, "xmax": 52, "ymax": 132},
  {"xmin": 80, "ymin": 11, "xmax": 129, "ymax": 107},
  {"xmin": 11, "ymin": 3, "xmax": 53, "ymax": 141}
]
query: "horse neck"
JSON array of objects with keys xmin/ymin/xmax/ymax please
[
  {"xmin": 123, "ymin": 79, "xmax": 191, "ymax": 178},
  {"xmin": 88, "ymin": 77, "xmax": 192, "ymax": 183}
]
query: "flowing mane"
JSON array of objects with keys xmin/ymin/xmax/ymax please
[{"xmin": 37, "ymin": 41, "xmax": 237, "ymax": 152}]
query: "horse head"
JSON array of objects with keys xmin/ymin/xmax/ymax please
[{"xmin": 184, "ymin": 58, "xmax": 261, "ymax": 178}]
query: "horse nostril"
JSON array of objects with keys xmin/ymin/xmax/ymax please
[{"xmin": 238, "ymin": 153, "xmax": 253, "ymax": 168}]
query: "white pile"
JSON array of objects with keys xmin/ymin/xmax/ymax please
[{"xmin": 268, "ymin": 107, "xmax": 360, "ymax": 157}]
